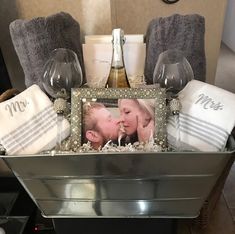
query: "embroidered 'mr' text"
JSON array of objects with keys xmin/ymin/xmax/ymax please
[{"xmin": 5, "ymin": 100, "xmax": 29, "ymax": 117}]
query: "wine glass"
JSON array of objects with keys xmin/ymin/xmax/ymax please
[
  {"xmin": 153, "ymin": 49, "xmax": 194, "ymax": 150},
  {"xmin": 42, "ymin": 48, "xmax": 83, "ymax": 151},
  {"xmin": 153, "ymin": 49, "xmax": 193, "ymax": 98}
]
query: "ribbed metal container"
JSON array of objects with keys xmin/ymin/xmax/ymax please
[{"xmin": 1, "ymin": 150, "xmax": 235, "ymax": 218}]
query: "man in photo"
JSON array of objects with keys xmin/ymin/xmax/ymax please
[{"xmin": 82, "ymin": 102, "xmax": 122, "ymax": 149}]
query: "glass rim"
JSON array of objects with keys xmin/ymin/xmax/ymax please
[
  {"xmin": 52, "ymin": 47, "xmax": 77, "ymax": 55},
  {"xmin": 49, "ymin": 48, "xmax": 79, "ymax": 62},
  {"xmin": 158, "ymin": 49, "xmax": 186, "ymax": 65}
]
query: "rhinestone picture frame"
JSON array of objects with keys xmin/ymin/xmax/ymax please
[{"xmin": 71, "ymin": 88, "xmax": 167, "ymax": 151}]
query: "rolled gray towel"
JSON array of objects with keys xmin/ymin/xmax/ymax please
[
  {"xmin": 144, "ymin": 14, "xmax": 206, "ymax": 84},
  {"xmin": 9, "ymin": 12, "xmax": 85, "ymax": 90}
]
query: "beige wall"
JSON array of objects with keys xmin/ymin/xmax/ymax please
[{"xmin": 0, "ymin": 0, "xmax": 227, "ymax": 92}]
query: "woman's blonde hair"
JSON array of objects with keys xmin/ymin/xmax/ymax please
[
  {"xmin": 118, "ymin": 98, "xmax": 155, "ymax": 120},
  {"xmin": 136, "ymin": 99, "xmax": 155, "ymax": 120}
]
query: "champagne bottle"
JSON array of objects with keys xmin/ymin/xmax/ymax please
[{"xmin": 105, "ymin": 28, "xmax": 130, "ymax": 88}]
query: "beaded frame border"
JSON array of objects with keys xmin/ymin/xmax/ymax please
[{"xmin": 71, "ymin": 88, "xmax": 167, "ymax": 151}]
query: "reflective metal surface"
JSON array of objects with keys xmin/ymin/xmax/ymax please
[{"xmin": 2, "ymin": 151, "xmax": 235, "ymax": 218}]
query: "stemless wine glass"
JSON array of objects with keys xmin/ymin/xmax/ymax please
[
  {"xmin": 153, "ymin": 49, "xmax": 194, "ymax": 151},
  {"xmin": 42, "ymin": 48, "xmax": 83, "ymax": 151}
]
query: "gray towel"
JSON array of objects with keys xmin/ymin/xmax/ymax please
[
  {"xmin": 144, "ymin": 14, "xmax": 206, "ymax": 84},
  {"xmin": 9, "ymin": 12, "xmax": 85, "ymax": 90}
]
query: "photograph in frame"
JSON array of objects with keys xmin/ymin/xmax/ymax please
[{"xmin": 71, "ymin": 88, "xmax": 167, "ymax": 151}]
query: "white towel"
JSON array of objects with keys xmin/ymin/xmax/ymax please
[
  {"xmin": 167, "ymin": 80, "xmax": 235, "ymax": 151},
  {"xmin": 0, "ymin": 85, "xmax": 70, "ymax": 155}
]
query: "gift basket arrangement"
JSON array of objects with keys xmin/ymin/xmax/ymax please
[{"xmin": 0, "ymin": 12, "xmax": 235, "ymax": 228}]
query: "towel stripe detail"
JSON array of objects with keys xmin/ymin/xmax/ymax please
[
  {"xmin": 13, "ymin": 117, "xmax": 59, "ymax": 154},
  {"xmin": 10, "ymin": 115, "xmax": 57, "ymax": 154},
  {"xmin": 179, "ymin": 119, "xmax": 227, "ymax": 144},
  {"xmin": 3, "ymin": 107, "xmax": 55, "ymax": 148},
  {"xmin": 180, "ymin": 113, "xmax": 229, "ymax": 135},
  {"xmin": 168, "ymin": 113, "xmax": 228, "ymax": 144},
  {"xmin": 167, "ymin": 118, "xmax": 223, "ymax": 149},
  {"xmin": 2, "ymin": 106, "xmax": 54, "ymax": 142},
  {"xmin": 167, "ymin": 121, "xmax": 221, "ymax": 150},
  {"xmin": 1, "ymin": 106, "xmax": 57, "ymax": 154},
  {"xmin": 167, "ymin": 113, "xmax": 228, "ymax": 151},
  {"xmin": 180, "ymin": 113, "xmax": 229, "ymax": 137}
]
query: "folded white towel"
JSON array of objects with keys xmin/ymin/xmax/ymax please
[
  {"xmin": 0, "ymin": 85, "xmax": 70, "ymax": 155},
  {"xmin": 167, "ymin": 80, "xmax": 235, "ymax": 151}
]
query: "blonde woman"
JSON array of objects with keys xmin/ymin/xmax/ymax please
[{"xmin": 118, "ymin": 99, "xmax": 155, "ymax": 144}]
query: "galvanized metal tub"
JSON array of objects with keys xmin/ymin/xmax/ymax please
[{"xmin": 1, "ymin": 150, "xmax": 235, "ymax": 219}]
